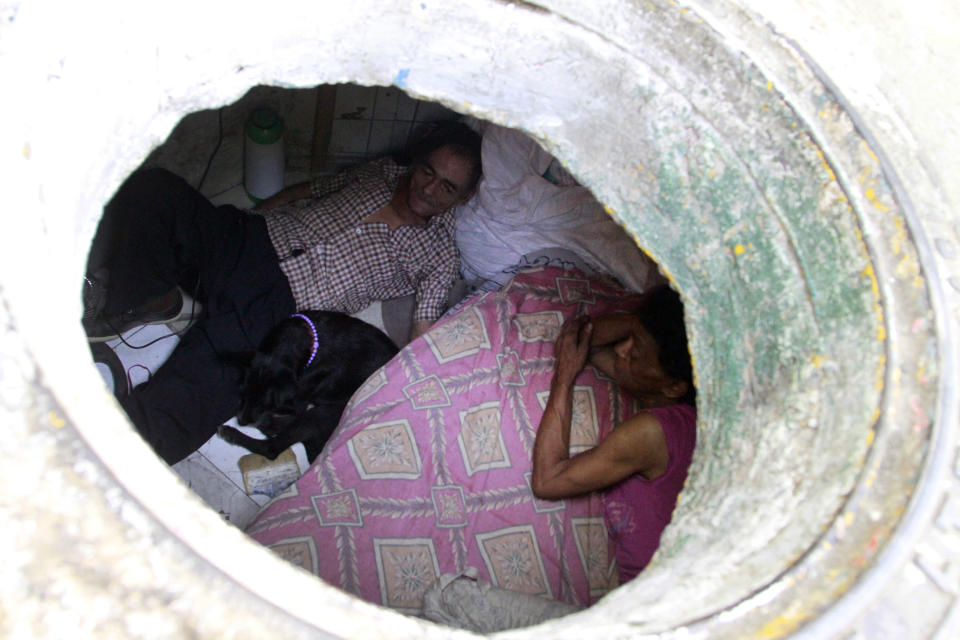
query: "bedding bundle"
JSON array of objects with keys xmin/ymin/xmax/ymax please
[{"xmin": 245, "ymin": 266, "xmax": 649, "ymax": 614}]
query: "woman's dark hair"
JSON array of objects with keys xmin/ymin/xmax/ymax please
[
  {"xmin": 403, "ymin": 120, "xmax": 483, "ymax": 190},
  {"xmin": 634, "ymin": 285, "xmax": 696, "ymax": 405}
]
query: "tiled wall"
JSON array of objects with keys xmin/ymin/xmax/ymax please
[
  {"xmin": 139, "ymin": 83, "xmax": 460, "ymax": 199},
  {"xmin": 321, "ymin": 84, "xmax": 459, "ymax": 174}
]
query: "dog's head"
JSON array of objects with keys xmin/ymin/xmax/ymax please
[{"xmin": 236, "ymin": 352, "xmax": 300, "ymax": 427}]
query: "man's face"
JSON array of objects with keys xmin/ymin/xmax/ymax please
[{"xmin": 406, "ymin": 145, "xmax": 476, "ymax": 220}]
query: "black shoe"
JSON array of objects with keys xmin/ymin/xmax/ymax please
[{"xmin": 84, "ymin": 289, "xmax": 185, "ymax": 342}]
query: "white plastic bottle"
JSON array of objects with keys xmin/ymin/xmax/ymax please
[{"xmin": 243, "ymin": 107, "xmax": 285, "ymax": 203}]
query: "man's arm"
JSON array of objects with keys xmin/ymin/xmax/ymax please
[
  {"xmin": 255, "ymin": 159, "xmax": 374, "ymax": 210},
  {"xmin": 254, "ymin": 181, "xmax": 313, "ymax": 210},
  {"xmin": 531, "ymin": 317, "xmax": 668, "ymax": 500}
]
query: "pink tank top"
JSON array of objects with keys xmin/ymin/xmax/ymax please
[{"xmin": 602, "ymin": 403, "xmax": 697, "ymax": 583}]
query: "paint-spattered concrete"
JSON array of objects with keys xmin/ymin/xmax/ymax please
[{"xmin": 0, "ymin": 0, "xmax": 956, "ymax": 638}]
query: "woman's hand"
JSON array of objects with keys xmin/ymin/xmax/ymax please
[{"xmin": 554, "ymin": 316, "xmax": 593, "ymax": 386}]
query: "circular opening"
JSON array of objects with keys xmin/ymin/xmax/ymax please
[{"xmin": 10, "ymin": 1, "xmax": 941, "ymax": 637}]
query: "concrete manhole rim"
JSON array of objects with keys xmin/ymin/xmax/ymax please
[{"xmin": 3, "ymin": 0, "xmax": 954, "ymax": 638}]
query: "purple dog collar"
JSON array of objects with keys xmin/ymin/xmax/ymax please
[{"xmin": 291, "ymin": 313, "xmax": 319, "ymax": 369}]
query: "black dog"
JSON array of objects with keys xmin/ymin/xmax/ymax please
[{"xmin": 218, "ymin": 310, "xmax": 398, "ymax": 461}]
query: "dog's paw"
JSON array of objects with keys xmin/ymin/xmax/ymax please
[{"xmin": 217, "ymin": 425, "xmax": 241, "ymax": 445}]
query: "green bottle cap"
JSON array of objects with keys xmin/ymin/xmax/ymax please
[{"xmin": 246, "ymin": 108, "xmax": 284, "ymax": 144}]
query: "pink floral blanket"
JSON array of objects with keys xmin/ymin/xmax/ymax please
[{"xmin": 246, "ymin": 267, "xmax": 646, "ymax": 613}]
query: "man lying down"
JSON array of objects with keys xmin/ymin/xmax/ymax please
[{"xmin": 243, "ymin": 263, "xmax": 697, "ymax": 632}]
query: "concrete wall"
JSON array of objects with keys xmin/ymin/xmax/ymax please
[{"xmin": 1, "ymin": 0, "xmax": 957, "ymax": 637}]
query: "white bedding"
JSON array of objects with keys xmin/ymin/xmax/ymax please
[{"xmin": 456, "ymin": 122, "xmax": 663, "ymax": 293}]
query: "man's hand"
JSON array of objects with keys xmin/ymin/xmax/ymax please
[
  {"xmin": 254, "ymin": 182, "xmax": 313, "ymax": 210},
  {"xmin": 554, "ymin": 316, "xmax": 593, "ymax": 386}
]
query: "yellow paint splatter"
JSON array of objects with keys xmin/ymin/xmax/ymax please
[
  {"xmin": 810, "ymin": 145, "xmax": 838, "ymax": 183},
  {"xmin": 766, "ymin": 80, "xmax": 773, "ymax": 92},
  {"xmin": 844, "ymin": 512, "xmax": 855, "ymax": 527},
  {"xmin": 811, "ymin": 354, "xmax": 825, "ymax": 367},
  {"xmin": 861, "ymin": 263, "xmax": 880, "ymax": 298},
  {"xmin": 865, "ymin": 187, "xmax": 890, "ymax": 213},
  {"xmin": 734, "ymin": 244, "xmax": 746, "ymax": 255},
  {"xmin": 708, "ymin": 167, "xmax": 717, "ymax": 179},
  {"xmin": 891, "ymin": 215, "xmax": 907, "ymax": 255},
  {"xmin": 875, "ymin": 355, "xmax": 887, "ymax": 392},
  {"xmin": 758, "ymin": 614, "xmax": 805, "ymax": 639},
  {"xmin": 49, "ymin": 411, "xmax": 65, "ymax": 428},
  {"xmin": 866, "ymin": 430, "xmax": 875, "ymax": 447}
]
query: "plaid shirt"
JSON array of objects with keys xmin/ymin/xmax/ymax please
[{"xmin": 262, "ymin": 157, "xmax": 459, "ymax": 322}]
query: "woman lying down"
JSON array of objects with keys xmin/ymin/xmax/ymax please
[{"xmin": 244, "ymin": 265, "xmax": 696, "ymax": 631}]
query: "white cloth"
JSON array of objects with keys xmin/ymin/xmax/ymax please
[
  {"xmin": 421, "ymin": 568, "xmax": 580, "ymax": 632},
  {"xmin": 456, "ymin": 123, "xmax": 663, "ymax": 292}
]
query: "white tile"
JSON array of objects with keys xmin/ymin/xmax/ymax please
[
  {"xmin": 171, "ymin": 451, "xmax": 263, "ymax": 529},
  {"xmin": 329, "ymin": 119, "xmax": 372, "ymax": 155},
  {"xmin": 414, "ymin": 100, "xmax": 457, "ymax": 122},
  {"xmin": 373, "ymin": 86, "xmax": 401, "ymax": 120},
  {"xmin": 367, "ymin": 120, "xmax": 394, "ymax": 156},
  {"xmin": 395, "ymin": 90, "xmax": 419, "ymax": 120},
  {"xmin": 333, "ymin": 84, "xmax": 375, "ymax": 120},
  {"xmin": 389, "ymin": 120, "xmax": 413, "ymax": 153},
  {"xmin": 352, "ymin": 301, "xmax": 386, "ymax": 334}
]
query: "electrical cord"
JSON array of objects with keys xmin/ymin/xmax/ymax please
[
  {"xmin": 108, "ymin": 282, "xmax": 202, "ymax": 350},
  {"xmin": 196, "ymin": 107, "xmax": 225, "ymax": 193}
]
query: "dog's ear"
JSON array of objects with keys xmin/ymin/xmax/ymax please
[{"xmin": 220, "ymin": 349, "xmax": 256, "ymax": 369}]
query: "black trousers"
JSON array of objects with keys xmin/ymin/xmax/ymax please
[{"xmin": 90, "ymin": 168, "xmax": 296, "ymax": 464}]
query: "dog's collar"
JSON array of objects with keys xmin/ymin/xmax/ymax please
[{"xmin": 290, "ymin": 313, "xmax": 320, "ymax": 370}]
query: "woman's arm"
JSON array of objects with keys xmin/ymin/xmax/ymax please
[
  {"xmin": 586, "ymin": 311, "xmax": 644, "ymax": 349},
  {"xmin": 531, "ymin": 317, "xmax": 668, "ymax": 500}
]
